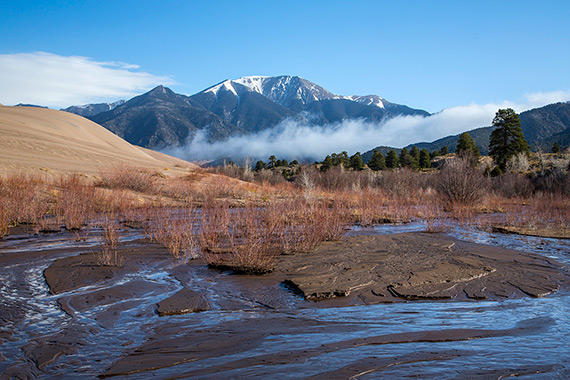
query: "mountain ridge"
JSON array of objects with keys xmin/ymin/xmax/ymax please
[{"xmin": 68, "ymin": 76, "xmax": 430, "ymax": 151}]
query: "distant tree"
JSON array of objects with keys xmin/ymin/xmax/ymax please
[
  {"xmin": 410, "ymin": 146, "xmax": 420, "ymax": 162},
  {"xmin": 489, "ymin": 108, "xmax": 530, "ymax": 171},
  {"xmin": 399, "ymin": 147, "xmax": 417, "ymax": 169},
  {"xmin": 349, "ymin": 152, "xmax": 365, "ymax": 171},
  {"xmin": 331, "ymin": 151, "xmax": 350, "ymax": 168},
  {"xmin": 399, "ymin": 147, "xmax": 409, "ymax": 164},
  {"xmin": 368, "ymin": 150, "xmax": 386, "ymax": 171},
  {"xmin": 552, "ymin": 142, "xmax": 561, "ymax": 154},
  {"xmin": 281, "ymin": 159, "xmax": 288, "ymax": 166},
  {"xmin": 267, "ymin": 155, "xmax": 277, "ymax": 168},
  {"xmin": 254, "ymin": 160, "xmax": 266, "ymax": 172},
  {"xmin": 386, "ymin": 149, "xmax": 399, "ymax": 169},
  {"xmin": 320, "ymin": 155, "xmax": 333, "ymax": 171},
  {"xmin": 456, "ymin": 132, "xmax": 480, "ymax": 161},
  {"xmin": 419, "ymin": 148, "xmax": 431, "ymax": 169},
  {"xmin": 290, "ymin": 160, "xmax": 299, "ymax": 166},
  {"xmin": 439, "ymin": 146, "xmax": 449, "ymax": 155}
]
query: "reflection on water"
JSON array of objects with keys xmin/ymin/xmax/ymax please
[{"xmin": 1, "ymin": 222, "xmax": 570, "ymax": 378}]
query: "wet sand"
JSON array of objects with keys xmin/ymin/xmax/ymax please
[
  {"xmin": 1, "ymin": 231, "xmax": 569, "ymax": 378},
  {"xmin": 276, "ymin": 233, "xmax": 568, "ymax": 304}
]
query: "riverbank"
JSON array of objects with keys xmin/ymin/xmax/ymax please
[{"xmin": 2, "ymin": 229, "xmax": 569, "ymax": 378}]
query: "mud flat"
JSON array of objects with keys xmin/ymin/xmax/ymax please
[
  {"xmin": 2, "ymin": 231, "xmax": 569, "ymax": 378},
  {"xmin": 275, "ymin": 232, "xmax": 569, "ymax": 304},
  {"xmin": 493, "ymin": 225, "xmax": 570, "ymax": 239}
]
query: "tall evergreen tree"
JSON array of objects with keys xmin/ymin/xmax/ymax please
[
  {"xmin": 320, "ymin": 155, "xmax": 333, "ymax": 171},
  {"xmin": 489, "ymin": 108, "xmax": 530, "ymax": 171},
  {"xmin": 331, "ymin": 151, "xmax": 350, "ymax": 168},
  {"xmin": 386, "ymin": 149, "xmax": 399, "ymax": 169},
  {"xmin": 399, "ymin": 147, "xmax": 417, "ymax": 169},
  {"xmin": 552, "ymin": 142, "xmax": 560, "ymax": 154},
  {"xmin": 419, "ymin": 148, "xmax": 431, "ymax": 169},
  {"xmin": 368, "ymin": 150, "xmax": 386, "ymax": 171},
  {"xmin": 267, "ymin": 155, "xmax": 277, "ymax": 168},
  {"xmin": 349, "ymin": 152, "xmax": 365, "ymax": 171},
  {"xmin": 254, "ymin": 160, "xmax": 266, "ymax": 172},
  {"xmin": 439, "ymin": 146, "xmax": 449, "ymax": 155},
  {"xmin": 410, "ymin": 146, "xmax": 420, "ymax": 162},
  {"xmin": 456, "ymin": 132, "xmax": 480, "ymax": 160}
]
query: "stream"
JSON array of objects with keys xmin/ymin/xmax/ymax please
[{"xmin": 1, "ymin": 223, "xmax": 570, "ymax": 378}]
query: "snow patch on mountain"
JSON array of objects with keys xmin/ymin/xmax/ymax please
[
  {"xmin": 204, "ymin": 80, "xmax": 239, "ymax": 97},
  {"xmin": 201, "ymin": 75, "xmax": 337, "ymax": 108},
  {"xmin": 345, "ymin": 95, "xmax": 386, "ymax": 109}
]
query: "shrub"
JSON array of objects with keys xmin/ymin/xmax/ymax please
[
  {"xmin": 56, "ymin": 175, "xmax": 97, "ymax": 230},
  {"xmin": 147, "ymin": 207, "xmax": 199, "ymax": 262},
  {"xmin": 99, "ymin": 165, "xmax": 156, "ymax": 193},
  {"xmin": 532, "ymin": 168, "xmax": 570, "ymax": 195},
  {"xmin": 0, "ymin": 199, "xmax": 9, "ymax": 238},
  {"xmin": 492, "ymin": 172, "xmax": 533, "ymax": 198},
  {"xmin": 97, "ymin": 213, "xmax": 123, "ymax": 266},
  {"xmin": 435, "ymin": 156, "xmax": 488, "ymax": 206}
]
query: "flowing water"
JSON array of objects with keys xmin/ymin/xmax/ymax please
[{"xmin": 1, "ymin": 224, "xmax": 570, "ymax": 378}]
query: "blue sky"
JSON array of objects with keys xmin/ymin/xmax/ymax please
[{"xmin": 2, "ymin": 0, "xmax": 570, "ymax": 113}]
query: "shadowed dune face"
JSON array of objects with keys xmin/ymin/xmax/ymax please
[{"xmin": 0, "ymin": 106, "xmax": 196, "ymax": 176}]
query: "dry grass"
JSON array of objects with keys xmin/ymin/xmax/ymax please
[
  {"xmin": 97, "ymin": 213, "xmax": 123, "ymax": 266},
  {"xmin": 1, "ymin": 160, "xmax": 568, "ymax": 275},
  {"xmin": 55, "ymin": 175, "xmax": 99, "ymax": 230},
  {"xmin": 0, "ymin": 199, "xmax": 9, "ymax": 238},
  {"xmin": 98, "ymin": 164, "xmax": 157, "ymax": 193},
  {"xmin": 198, "ymin": 197, "xmax": 351, "ymax": 274},
  {"xmin": 147, "ymin": 207, "xmax": 199, "ymax": 262}
]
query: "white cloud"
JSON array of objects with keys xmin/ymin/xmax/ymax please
[
  {"xmin": 522, "ymin": 90, "xmax": 570, "ymax": 109},
  {"xmin": 0, "ymin": 52, "xmax": 173, "ymax": 108},
  {"xmin": 166, "ymin": 90, "xmax": 570, "ymax": 162}
]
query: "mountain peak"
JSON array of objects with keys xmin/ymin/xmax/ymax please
[
  {"xmin": 201, "ymin": 75, "xmax": 336, "ymax": 110},
  {"xmin": 148, "ymin": 85, "xmax": 171, "ymax": 94}
]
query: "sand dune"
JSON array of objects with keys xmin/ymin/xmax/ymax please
[{"xmin": 0, "ymin": 106, "xmax": 196, "ymax": 176}]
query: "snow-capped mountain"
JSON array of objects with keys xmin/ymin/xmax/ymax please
[
  {"xmin": 63, "ymin": 100, "xmax": 126, "ymax": 117},
  {"xmin": 191, "ymin": 75, "xmax": 428, "ymax": 129},
  {"xmin": 71, "ymin": 75, "xmax": 429, "ymax": 151},
  {"xmin": 202, "ymin": 76, "xmax": 337, "ymax": 110}
]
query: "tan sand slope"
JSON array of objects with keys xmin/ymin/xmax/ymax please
[{"xmin": 0, "ymin": 106, "xmax": 196, "ymax": 176}]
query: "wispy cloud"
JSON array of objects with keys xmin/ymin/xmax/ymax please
[
  {"xmin": 0, "ymin": 52, "xmax": 173, "ymax": 108},
  {"xmin": 167, "ymin": 90, "xmax": 570, "ymax": 162}
]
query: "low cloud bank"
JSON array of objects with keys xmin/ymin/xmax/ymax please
[
  {"xmin": 167, "ymin": 92, "xmax": 570, "ymax": 163},
  {"xmin": 0, "ymin": 52, "xmax": 173, "ymax": 108}
]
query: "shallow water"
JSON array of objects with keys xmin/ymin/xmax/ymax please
[{"xmin": 1, "ymin": 223, "xmax": 570, "ymax": 378}]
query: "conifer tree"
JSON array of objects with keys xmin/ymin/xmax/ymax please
[
  {"xmin": 254, "ymin": 160, "xmax": 266, "ymax": 172},
  {"xmin": 399, "ymin": 147, "xmax": 417, "ymax": 169},
  {"xmin": 349, "ymin": 152, "xmax": 365, "ymax": 171},
  {"xmin": 267, "ymin": 155, "xmax": 277, "ymax": 168},
  {"xmin": 386, "ymin": 149, "xmax": 399, "ymax": 169},
  {"xmin": 419, "ymin": 148, "xmax": 431, "ymax": 169},
  {"xmin": 368, "ymin": 150, "xmax": 386, "ymax": 171},
  {"xmin": 410, "ymin": 146, "xmax": 420, "ymax": 162},
  {"xmin": 456, "ymin": 132, "xmax": 480, "ymax": 160},
  {"xmin": 552, "ymin": 142, "xmax": 560, "ymax": 154},
  {"xmin": 489, "ymin": 108, "xmax": 530, "ymax": 171},
  {"xmin": 320, "ymin": 155, "xmax": 333, "ymax": 171}
]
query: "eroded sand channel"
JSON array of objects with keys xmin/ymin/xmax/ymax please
[{"xmin": 1, "ymin": 227, "xmax": 570, "ymax": 378}]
